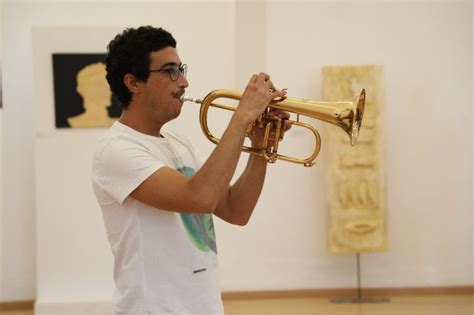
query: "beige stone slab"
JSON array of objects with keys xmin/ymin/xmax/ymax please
[{"xmin": 322, "ymin": 65, "xmax": 387, "ymax": 254}]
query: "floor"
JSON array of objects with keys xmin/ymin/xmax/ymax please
[{"xmin": 1, "ymin": 294, "xmax": 473, "ymax": 315}]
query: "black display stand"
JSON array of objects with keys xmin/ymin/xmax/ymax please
[{"xmin": 330, "ymin": 253, "xmax": 390, "ymax": 303}]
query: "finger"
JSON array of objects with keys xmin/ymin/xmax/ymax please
[
  {"xmin": 257, "ymin": 72, "xmax": 270, "ymax": 86},
  {"xmin": 248, "ymin": 74, "xmax": 258, "ymax": 84},
  {"xmin": 266, "ymin": 109, "xmax": 290, "ymax": 121},
  {"xmin": 266, "ymin": 110, "xmax": 277, "ymax": 119},
  {"xmin": 272, "ymin": 88, "xmax": 287, "ymax": 100},
  {"xmin": 269, "ymin": 109, "xmax": 290, "ymax": 119},
  {"xmin": 264, "ymin": 79, "xmax": 275, "ymax": 91},
  {"xmin": 277, "ymin": 111, "xmax": 291, "ymax": 120},
  {"xmin": 270, "ymin": 88, "xmax": 287, "ymax": 100},
  {"xmin": 258, "ymin": 72, "xmax": 270, "ymax": 81},
  {"xmin": 278, "ymin": 112, "xmax": 290, "ymax": 120},
  {"xmin": 268, "ymin": 81, "xmax": 278, "ymax": 92}
]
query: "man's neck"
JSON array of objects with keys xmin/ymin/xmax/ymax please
[{"xmin": 118, "ymin": 109, "xmax": 164, "ymax": 137}]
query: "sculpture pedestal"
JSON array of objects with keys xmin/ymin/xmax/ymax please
[{"xmin": 330, "ymin": 253, "xmax": 390, "ymax": 304}]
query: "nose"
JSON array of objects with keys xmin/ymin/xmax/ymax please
[{"xmin": 178, "ymin": 73, "xmax": 189, "ymax": 88}]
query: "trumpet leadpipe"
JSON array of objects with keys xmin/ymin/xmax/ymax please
[{"xmin": 182, "ymin": 95, "xmax": 236, "ymax": 111}]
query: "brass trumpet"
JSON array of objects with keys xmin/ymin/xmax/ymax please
[{"xmin": 182, "ymin": 88, "xmax": 365, "ymax": 167}]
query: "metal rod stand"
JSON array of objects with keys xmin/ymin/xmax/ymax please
[{"xmin": 330, "ymin": 253, "xmax": 390, "ymax": 304}]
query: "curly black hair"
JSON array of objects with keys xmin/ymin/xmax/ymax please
[{"xmin": 105, "ymin": 26, "xmax": 177, "ymax": 108}]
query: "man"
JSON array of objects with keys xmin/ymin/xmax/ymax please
[{"xmin": 92, "ymin": 26, "xmax": 288, "ymax": 315}]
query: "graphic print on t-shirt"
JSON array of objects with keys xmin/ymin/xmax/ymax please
[{"xmin": 177, "ymin": 166, "xmax": 217, "ymax": 254}]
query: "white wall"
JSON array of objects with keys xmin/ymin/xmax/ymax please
[
  {"xmin": 222, "ymin": 0, "xmax": 473, "ymax": 291},
  {"xmin": 2, "ymin": 0, "xmax": 38, "ymax": 302},
  {"xmin": 0, "ymin": 0, "xmax": 472, "ymax": 310},
  {"xmin": 0, "ymin": 0, "xmax": 4, "ymax": 301},
  {"xmin": 251, "ymin": 0, "xmax": 472, "ymax": 290}
]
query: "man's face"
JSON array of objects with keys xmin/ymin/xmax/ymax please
[{"xmin": 141, "ymin": 47, "xmax": 189, "ymax": 123}]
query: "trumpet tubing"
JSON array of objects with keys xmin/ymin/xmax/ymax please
[{"xmin": 182, "ymin": 88, "xmax": 365, "ymax": 167}]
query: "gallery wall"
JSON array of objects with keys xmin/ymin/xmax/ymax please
[
  {"xmin": 0, "ymin": 0, "xmax": 472, "ymax": 312},
  {"xmin": 258, "ymin": 0, "xmax": 472, "ymax": 289},
  {"xmin": 0, "ymin": 0, "xmax": 3, "ymax": 302},
  {"xmin": 470, "ymin": 0, "xmax": 473, "ymax": 285}
]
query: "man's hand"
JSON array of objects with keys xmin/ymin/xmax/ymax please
[
  {"xmin": 247, "ymin": 109, "xmax": 292, "ymax": 150},
  {"xmin": 235, "ymin": 73, "xmax": 287, "ymax": 125}
]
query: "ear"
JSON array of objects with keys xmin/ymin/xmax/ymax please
[{"xmin": 123, "ymin": 73, "xmax": 142, "ymax": 94}]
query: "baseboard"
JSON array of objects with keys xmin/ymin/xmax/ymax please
[
  {"xmin": 34, "ymin": 300, "xmax": 112, "ymax": 315},
  {"xmin": 2, "ymin": 285, "xmax": 473, "ymax": 311},
  {"xmin": 221, "ymin": 285, "xmax": 474, "ymax": 299},
  {"xmin": 0, "ymin": 300, "xmax": 35, "ymax": 311}
]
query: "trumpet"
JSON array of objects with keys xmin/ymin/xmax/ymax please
[{"xmin": 182, "ymin": 88, "xmax": 365, "ymax": 167}]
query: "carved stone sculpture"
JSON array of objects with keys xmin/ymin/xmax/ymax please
[{"xmin": 323, "ymin": 65, "xmax": 387, "ymax": 253}]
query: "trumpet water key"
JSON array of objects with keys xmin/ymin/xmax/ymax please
[{"xmin": 182, "ymin": 88, "xmax": 365, "ymax": 167}]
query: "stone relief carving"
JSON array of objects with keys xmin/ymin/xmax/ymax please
[{"xmin": 322, "ymin": 65, "xmax": 387, "ymax": 253}]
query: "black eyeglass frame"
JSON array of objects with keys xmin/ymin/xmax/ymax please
[{"xmin": 149, "ymin": 63, "xmax": 188, "ymax": 82}]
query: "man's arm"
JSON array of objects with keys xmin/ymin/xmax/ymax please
[
  {"xmin": 130, "ymin": 111, "xmax": 250, "ymax": 213},
  {"xmin": 129, "ymin": 73, "xmax": 287, "ymax": 214},
  {"xmin": 213, "ymin": 154, "xmax": 267, "ymax": 226},
  {"xmin": 213, "ymin": 110, "xmax": 291, "ymax": 225}
]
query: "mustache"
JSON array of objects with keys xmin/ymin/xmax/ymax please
[{"xmin": 172, "ymin": 90, "xmax": 186, "ymax": 98}]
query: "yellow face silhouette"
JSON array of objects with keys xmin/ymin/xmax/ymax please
[
  {"xmin": 76, "ymin": 62, "xmax": 111, "ymax": 108},
  {"xmin": 68, "ymin": 62, "xmax": 116, "ymax": 128}
]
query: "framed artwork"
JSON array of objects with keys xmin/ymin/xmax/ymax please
[{"xmin": 52, "ymin": 53, "xmax": 121, "ymax": 128}]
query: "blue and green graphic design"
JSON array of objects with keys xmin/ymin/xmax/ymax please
[{"xmin": 177, "ymin": 166, "xmax": 217, "ymax": 254}]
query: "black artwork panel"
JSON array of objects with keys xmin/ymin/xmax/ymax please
[{"xmin": 52, "ymin": 53, "xmax": 121, "ymax": 128}]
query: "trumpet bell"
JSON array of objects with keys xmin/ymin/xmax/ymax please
[{"xmin": 268, "ymin": 89, "xmax": 365, "ymax": 146}]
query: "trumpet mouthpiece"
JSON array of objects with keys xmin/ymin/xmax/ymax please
[{"xmin": 181, "ymin": 95, "xmax": 202, "ymax": 103}]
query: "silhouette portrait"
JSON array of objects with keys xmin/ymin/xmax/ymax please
[{"xmin": 52, "ymin": 53, "xmax": 121, "ymax": 128}]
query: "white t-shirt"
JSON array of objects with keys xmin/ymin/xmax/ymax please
[{"xmin": 92, "ymin": 121, "xmax": 223, "ymax": 315}]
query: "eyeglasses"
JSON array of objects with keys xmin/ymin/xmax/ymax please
[{"xmin": 149, "ymin": 64, "xmax": 188, "ymax": 82}]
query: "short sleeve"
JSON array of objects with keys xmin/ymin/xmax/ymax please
[{"xmin": 92, "ymin": 136, "xmax": 164, "ymax": 205}]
